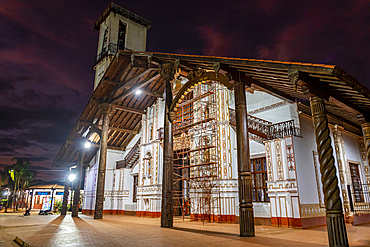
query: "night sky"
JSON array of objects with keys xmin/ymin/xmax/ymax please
[{"xmin": 0, "ymin": 0, "xmax": 369, "ymax": 182}]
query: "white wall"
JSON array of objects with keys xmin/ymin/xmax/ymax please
[
  {"xmin": 343, "ymin": 133, "xmax": 362, "ymax": 163},
  {"xmin": 293, "ymin": 115, "xmax": 320, "ymax": 204}
]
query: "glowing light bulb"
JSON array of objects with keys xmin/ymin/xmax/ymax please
[
  {"xmin": 68, "ymin": 173, "xmax": 76, "ymax": 182},
  {"xmin": 84, "ymin": 141, "xmax": 91, "ymax": 149}
]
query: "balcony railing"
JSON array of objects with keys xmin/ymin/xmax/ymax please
[
  {"xmin": 229, "ymin": 108, "xmax": 296, "ymax": 140},
  {"xmin": 347, "ymin": 184, "xmax": 370, "ymax": 214},
  {"xmin": 268, "ymin": 120, "xmax": 296, "ymax": 139},
  {"xmin": 93, "ymin": 43, "xmax": 132, "ymax": 68},
  {"xmin": 116, "ymin": 138, "xmax": 141, "ymax": 169}
]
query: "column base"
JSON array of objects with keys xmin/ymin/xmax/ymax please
[
  {"xmin": 161, "ymin": 192, "xmax": 173, "ymax": 228},
  {"xmin": 240, "ymin": 209, "xmax": 255, "ymax": 237},
  {"xmin": 94, "ymin": 214, "xmax": 103, "ymax": 220},
  {"xmin": 326, "ymin": 213, "xmax": 348, "ymax": 247}
]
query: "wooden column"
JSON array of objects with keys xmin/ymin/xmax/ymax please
[
  {"xmin": 235, "ymin": 81, "xmax": 255, "ymax": 237},
  {"xmin": 160, "ymin": 63, "xmax": 175, "ymax": 228},
  {"xmin": 61, "ymin": 168, "xmax": 70, "ymax": 215},
  {"xmin": 72, "ymin": 149, "xmax": 84, "ymax": 217},
  {"xmin": 361, "ymin": 122, "xmax": 370, "ymax": 163},
  {"xmin": 310, "ymin": 96, "xmax": 348, "ymax": 247},
  {"xmin": 94, "ymin": 103, "xmax": 114, "ymax": 219}
]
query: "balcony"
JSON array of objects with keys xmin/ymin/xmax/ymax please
[
  {"xmin": 116, "ymin": 138, "xmax": 141, "ymax": 169},
  {"xmin": 348, "ymin": 183, "xmax": 370, "ymax": 214},
  {"xmin": 92, "ymin": 43, "xmax": 132, "ymax": 68},
  {"xmin": 229, "ymin": 108, "xmax": 296, "ymax": 140}
]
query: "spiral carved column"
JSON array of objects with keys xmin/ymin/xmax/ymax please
[
  {"xmin": 235, "ymin": 81, "xmax": 255, "ymax": 237},
  {"xmin": 361, "ymin": 122, "xmax": 370, "ymax": 165},
  {"xmin": 60, "ymin": 168, "xmax": 70, "ymax": 216},
  {"xmin": 160, "ymin": 63, "xmax": 175, "ymax": 228},
  {"xmin": 360, "ymin": 122, "xmax": 370, "ymax": 184},
  {"xmin": 310, "ymin": 96, "xmax": 348, "ymax": 247},
  {"xmin": 94, "ymin": 103, "xmax": 115, "ymax": 219}
]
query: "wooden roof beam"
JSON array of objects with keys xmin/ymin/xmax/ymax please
[
  {"xmin": 113, "ymin": 85, "xmax": 163, "ymax": 98},
  {"xmin": 110, "ymin": 72, "xmax": 160, "ymax": 104},
  {"xmin": 220, "ymin": 63, "xmax": 295, "ymax": 103},
  {"xmin": 103, "ymin": 79, "xmax": 119, "ymax": 86},
  {"xmin": 86, "ymin": 100, "xmax": 146, "ymax": 115},
  {"xmin": 78, "ymin": 120, "xmax": 140, "ymax": 134},
  {"xmin": 113, "ymin": 68, "xmax": 156, "ymax": 95},
  {"xmin": 114, "ymin": 105, "xmax": 145, "ymax": 115},
  {"xmin": 139, "ymin": 89, "xmax": 163, "ymax": 98},
  {"xmin": 108, "ymin": 126, "xmax": 139, "ymax": 134},
  {"xmin": 65, "ymin": 140, "xmax": 126, "ymax": 151},
  {"xmin": 289, "ymin": 70, "xmax": 370, "ymax": 122}
]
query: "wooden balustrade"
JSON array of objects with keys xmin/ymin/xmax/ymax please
[
  {"xmin": 116, "ymin": 138, "xmax": 141, "ymax": 169},
  {"xmin": 229, "ymin": 108, "xmax": 296, "ymax": 140}
]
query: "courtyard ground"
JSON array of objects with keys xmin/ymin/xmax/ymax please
[{"xmin": 0, "ymin": 210, "xmax": 369, "ymax": 246}]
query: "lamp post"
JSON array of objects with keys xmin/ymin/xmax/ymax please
[
  {"xmin": 68, "ymin": 173, "xmax": 76, "ymax": 212},
  {"xmin": 4, "ymin": 190, "xmax": 10, "ymax": 212}
]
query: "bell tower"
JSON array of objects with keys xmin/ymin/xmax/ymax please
[{"xmin": 93, "ymin": 3, "xmax": 152, "ymax": 89}]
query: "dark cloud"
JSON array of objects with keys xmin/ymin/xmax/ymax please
[
  {"xmin": 16, "ymin": 76, "xmax": 35, "ymax": 82},
  {"xmin": 0, "ymin": 77, "xmax": 14, "ymax": 94}
]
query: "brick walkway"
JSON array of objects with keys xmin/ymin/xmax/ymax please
[{"xmin": 0, "ymin": 212, "xmax": 369, "ymax": 246}]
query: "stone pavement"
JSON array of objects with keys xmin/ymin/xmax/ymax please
[{"xmin": 0, "ymin": 212, "xmax": 369, "ymax": 247}]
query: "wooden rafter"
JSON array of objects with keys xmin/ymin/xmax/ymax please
[
  {"xmin": 111, "ymin": 68, "xmax": 156, "ymax": 98},
  {"xmin": 110, "ymin": 72, "xmax": 160, "ymax": 104},
  {"xmin": 78, "ymin": 120, "xmax": 139, "ymax": 134},
  {"xmin": 114, "ymin": 105, "xmax": 145, "ymax": 115}
]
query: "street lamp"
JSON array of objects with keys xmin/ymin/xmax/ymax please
[{"xmin": 135, "ymin": 90, "xmax": 142, "ymax": 95}]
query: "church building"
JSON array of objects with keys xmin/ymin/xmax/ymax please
[{"xmin": 53, "ymin": 3, "xmax": 370, "ymax": 245}]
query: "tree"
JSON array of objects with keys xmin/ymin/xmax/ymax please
[
  {"xmin": 8, "ymin": 157, "xmax": 34, "ymax": 210},
  {"xmin": 1, "ymin": 166, "xmax": 14, "ymax": 189}
]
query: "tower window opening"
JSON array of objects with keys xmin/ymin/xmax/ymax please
[
  {"xmin": 118, "ymin": 21, "xmax": 127, "ymax": 50},
  {"xmin": 102, "ymin": 27, "xmax": 108, "ymax": 52}
]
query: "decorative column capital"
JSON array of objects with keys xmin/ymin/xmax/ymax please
[
  {"xmin": 331, "ymin": 124, "xmax": 344, "ymax": 133},
  {"xmin": 288, "ymin": 70, "xmax": 299, "ymax": 91},
  {"xmin": 159, "ymin": 63, "xmax": 176, "ymax": 81},
  {"xmin": 168, "ymin": 111, "xmax": 176, "ymax": 123},
  {"xmin": 362, "ymin": 122, "xmax": 370, "ymax": 138},
  {"xmin": 310, "ymin": 96, "xmax": 326, "ymax": 117},
  {"xmin": 99, "ymin": 103, "xmax": 115, "ymax": 115}
]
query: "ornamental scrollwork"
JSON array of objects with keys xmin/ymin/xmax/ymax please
[{"xmin": 187, "ymin": 69, "xmax": 205, "ymax": 80}]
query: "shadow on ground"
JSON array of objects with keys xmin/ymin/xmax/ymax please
[{"xmin": 170, "ymin": 226, "xmax": 326, "ymax": 246}]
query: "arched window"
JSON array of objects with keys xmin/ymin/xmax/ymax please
[
  {"xmin": 148, "ymin": 123, "xmax": 153, "ymax": 141},
  {"xmin": 144, "ymin": 152, "xmax": 152, "ymax": 178}
]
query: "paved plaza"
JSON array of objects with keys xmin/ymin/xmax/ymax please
[{"xmin": 0, "ymin": 211, "xmax": 369, "ymax": 246}]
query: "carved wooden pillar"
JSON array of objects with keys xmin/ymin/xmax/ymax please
[
  {"xmin": 160, "ymin": 63, "xmax": 175, "ymax": 228},
  {"xmin": 361, "ymin": 122, "xmax": 370, "ymax": 164},
  {"xmin": 61, "ymin": 168, "xmax": 70, "ymax": 215},
  {"xmin": 310, "ymin": 96, "xmax": 348, "ymax": 247},
  {"xmin": 94, "ymin": 103, "xmax": 115, "ymax": 219},
  {"xmin": 235, "ymin": 81, "xmax": 255, "ymax": 237},
  {"xmin": 360, "ymin": 122, "xmax": 370, "ymax": 184},
  {"xmin": 72, "ymin": 149, "xmax": 84, "ymax": 217}
]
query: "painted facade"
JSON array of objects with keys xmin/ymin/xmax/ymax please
[{"xmin": 82, "ymin": 87, "xmax": 370, "ymax": 227}]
